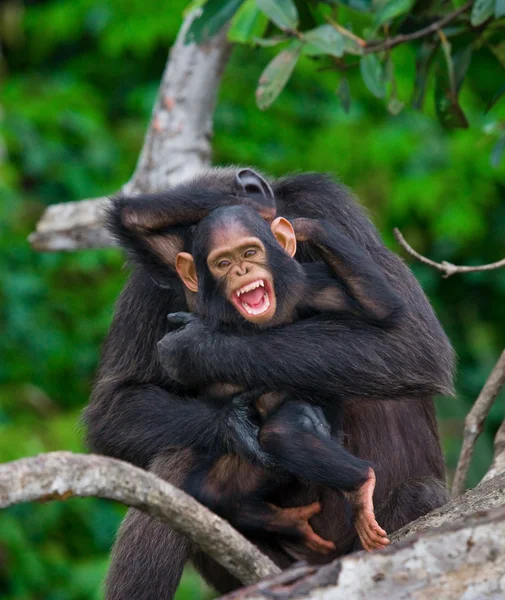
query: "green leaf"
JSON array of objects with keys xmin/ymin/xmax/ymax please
[
  {"xmin": 439, "ymin": 32, "xmax": 456, "ymax": 94},
  {"xmin": 470, "ymin": 0, "xmax": 495, "ymax": 26},
  {"xmin": 186, "ymin": 0, "xmax": 245, "ymax": 44},
  {"xmin": 374, "ymin": 0, "xmax": 414, "ymax": 28},
  {"xmin": 453, "ymin": 45, "xmax": 472, "ymax": 92},
  {"xmin": 434, "ymin": 36, "xmax": 469, "ymax": 129},
  {"xmin": 303, "ymin": 25, "xmax": 345, "ymax": 57},
  {"xmin": 229, "ymin": 0, "xmax": 268, "ymax": 43},
  {"xmin": 328, "ymin": 0, "xmax": 372, "ymax": 10},
  {"xmin": 256, "ymin": 40, "xmax": 302, "ymax": 109},
  {"xmin": 412, "ymin": 42, "xmax": 437, "ymax": 110},
  {"xmin": 486, "ymin": 83, "xmax": 505, "ymax": 112},
  {"xmin": 491, "ymin": 133, "xmax": 505, "ymax": 167},
  {"xmin": 343, "ymin": 35, "xmax": 365, "ymax": 56},
  {"xmin": 490, "ymin": 40, "xmax": 505, "ymax": 69},
  {"xmin": 388, "ymin": 97, "xmax": 405, "ymax": 115},
  {"xmin": 254, "ymin": 35, "xmax": 288, "ymax": 46},
  {"xmin": 360, "ymin": 54, "xmax": 386, "ymax": 98},
  {"xmin": 434, "ymin": 67, "xmax": 469, "ymax": 129},
  {"xmin": 336, "ymin": 78, "xmax": 351, "ymax": 113},
  {"xmin": 256, "ymin": 0, "xmax": 298, "ymax": 30},
  {"xmin": 496, "ymin": 0, "xmax": 505, "ymax": 17}
]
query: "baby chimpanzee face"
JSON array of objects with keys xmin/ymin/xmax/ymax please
[
  {"xmin": 175, "ymin": 206, "xmax": 300, "ymax": 326},
  {"xmin": 206, "ymin": 222, "xmax": 276, "ymax": 323}
]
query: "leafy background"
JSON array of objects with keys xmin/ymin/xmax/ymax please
[{"xmin": 1, "ymin": 0, "xmax": 505, "ymax": 598}]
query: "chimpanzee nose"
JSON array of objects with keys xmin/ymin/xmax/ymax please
[{"xmin": 236, "ymin": 263, "xmax": 248, "ymax": 276}]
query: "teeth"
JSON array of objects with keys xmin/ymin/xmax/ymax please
[
  {"xmin": 242, "ymin": 293, "xmax": 270, "ymax": 316},
  {"xmin": 236, "ymin": 279, "xmax": 264, "ymax": 297}
]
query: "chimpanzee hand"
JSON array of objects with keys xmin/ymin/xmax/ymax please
[
  {"xmin": 225, "ymin": 390, "xmax": 278, "ymax": 470},
  {"xmin": 166, "ymin": 311, "xmax": 199, "ymax": 331},
  {"xmin": 290, "ymin": 217, "xmax": 318, "ymax": 243},
  {"xmin": 158, "ymin": 314, "xmax": 209, "ymax": 384}
]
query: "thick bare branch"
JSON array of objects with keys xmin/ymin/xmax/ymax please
[
  {"xmin": 222, "ymin": 506, "xmax": 505, "ymax": 600},
  {"xmin": 29, "ymin": 11, "xmax": 232, "ymax": 252},
  {"xmin": 482, "ymin": 388, "xmax": 505, "ymax": 484},
  {"xmin": 0, "ymin": 452, "xmax": 280, "ymax": 585},
  {"xmin": 392, "ymin": 468, "xmax": 505, "ymax": 542},
  {"xmin": 452, "ymin": 349, "xmax": 505, "ymax": 498},
  {"xmin": 394, "ymin": 228, "xmax": 505, "ymax": 278}
]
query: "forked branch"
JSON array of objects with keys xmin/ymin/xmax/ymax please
[
  {"xmin": 394, "ymin": 228, "xmax": 505, "ymax": 278},
  {"xmin": 0, "ymin": 452, "xmax": 280, "ymax": 585}
]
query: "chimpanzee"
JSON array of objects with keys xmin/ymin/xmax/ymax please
[
  {"xmin": 156, "ymin": 203, "xmax": 405, "ymax": 552},
  {"xmin": 85, "ymin": 168, "xmax": 453, "ymax": 600}
]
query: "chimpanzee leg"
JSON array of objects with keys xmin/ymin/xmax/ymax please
[
  {"xmin": 105, "ymin": 449, "xmax": 194, "ymax": 600},
  {"xmin": 259, "ymin": 401, "xmax": 370, "ymax": 491},
  {"xmin": 184, "ymin": 453, "xmax": 335, "ymax": 554}
]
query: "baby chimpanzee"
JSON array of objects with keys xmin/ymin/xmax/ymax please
[{"xmin": 158, "ymin": 204, "xmax": 402, "ymax": 552}]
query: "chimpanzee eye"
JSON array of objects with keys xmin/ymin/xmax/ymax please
[
  {"xmin": 217, "ymin": 259, "xmax": 231, "ymax": 269},
  {"xmin": 244, "ymin": 249, "xmax": 256, "ymax": 258}
]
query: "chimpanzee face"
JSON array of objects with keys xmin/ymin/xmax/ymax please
[
  {"xmin": 175, "ymin": 208, "xmax": 299, "ymax": 326},
  {"xmin": 205, "ymin": 221, "xmax": 276, "ymax": 323}
]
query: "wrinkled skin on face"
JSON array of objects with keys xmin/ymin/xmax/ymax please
[
  {"xmin": 207, "ymin": 225, "xmax": 276, "ymax": 324},
  {"xmin": 176, "ymin": 211, "xmax": 298, "ymax": 326}
]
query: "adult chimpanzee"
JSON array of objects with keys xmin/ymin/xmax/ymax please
[
  {"xmin": 156, "ymin": 203, "xmax": 404, "ymax": 552},
  {"xmin": 85, "ymin": 168, "xmax": 453, "ymax": 600}
]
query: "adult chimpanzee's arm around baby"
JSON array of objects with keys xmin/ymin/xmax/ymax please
[{"xmin": 158, "ymin": 313, "xmax": 452, "ymax": 401}]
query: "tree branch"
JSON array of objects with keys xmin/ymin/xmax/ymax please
[
  {"xmin": 222, "ymin": 505, "xmax": 505, "ymax": 599},
  {"xmin": 482, "ymin": 378, "xmax": 505, "ymax": 485},
  {"xmin": 28, "ymin": 11, "xmax": 232, "ymax": 252},
  {"xmin": 452, "ymin": 350, "xmax": 505, "ymax": 498},
  {"xmin": 392, "ymin": 467, "xmax": 505, "ymax": 542},
  {"xmin": 394, "ymin": 228, "xmax": 505, "ymax": 278},
  {"xmin": 0, "ymin": 452, "xmax": 280, "ymax": 585},
  {"xmin": 222, "ymin": 469, "xmax": 505, "ymax": 597},
  {"xmin": 364, "ymin": 1, "xmax": 473, "ymax": 54}
]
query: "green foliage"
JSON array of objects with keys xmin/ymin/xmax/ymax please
[
  {"xmin": 1, "ymin": 0, "xmax": 505, "ymax": 598},
  {"xmin": 193, "ymin": 0, "xmax": 505, "ymax": 162}
]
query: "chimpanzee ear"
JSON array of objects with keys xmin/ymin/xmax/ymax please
[
  {"xmin": 175, "ymin": 252, "xmax": 198, "ymax": 293},
  {"xmin": 270, "ymin": 217, "xmax": 297, "ymax": 257},
  {"xmin": 236, "ymin": 168, "xmax": 276, "ymax": 220},
  {"xmin": 106, "ymin": 197, "xmax": 185, "ymax": 288}
]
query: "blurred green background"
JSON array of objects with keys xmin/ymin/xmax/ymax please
[{"xmin": 1, "ymin": 1, "xmax": 505, "ymax": 598}]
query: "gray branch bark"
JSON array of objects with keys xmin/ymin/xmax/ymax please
[
  {"xmin": 0, "ymin": 452, "xmax": 280, "ymax": 585},
  {"xmin": 4, "ymin": 452, "xmax": 505, "ymax": 597},
  {"xmin": 482, "ymin": 394, "xmax": 505, "ymax": 484},
  {"xmin": 29, "ymin": 11, "xmax": 232, "ymax": 252},
  {"xmin": 222, "ymin": 474, "xmax": 505, "ymax": 600},
  {"xmin": 221, "ymin": 506, "xmax": 505, "ymax": 600},
  {"xmin": 452, "ymin": 349, "xmax": 505, "ymax": 498}
]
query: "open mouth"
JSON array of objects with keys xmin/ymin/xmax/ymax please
[{"xmin": 232, "ymin": 279, "xmax": 274, "ymax": 319}]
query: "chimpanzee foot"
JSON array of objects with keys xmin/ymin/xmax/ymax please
[
  {"xmin": 296, "ymin": 404, "xmax": 331, "ymax": 438},
  {"xmin": 269, "ymin": 501, "xmax": 336, "ymax": 554},
  {"xmin": 349, "ymin": 468, "xmax": 390, "ymax": 552}
]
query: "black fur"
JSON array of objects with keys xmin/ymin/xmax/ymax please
[{"xmin": 84, "ymin": 169, "xmax": 454, "ymax": 599}]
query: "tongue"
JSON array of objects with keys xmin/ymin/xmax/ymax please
[{"xmin": 241, "ymin": 287, "xmax": 264, "ymax": 306}]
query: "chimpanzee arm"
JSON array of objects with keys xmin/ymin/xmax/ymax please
[
  {"xmin": 158, "ymin": 313, "xmax": 452, "ymax": 401},
  {"xmin": 86, "ymin": 382, "xmax": 269, "ymax": 468},
  {"xmin": 294, "ymin": 218, "xmax": 404, "ymax": 322},
  {"xmin": 84, "ymin": 271, "xmax": 271, "ymax": 469},
  {"xmin": 112, "ymin": 168, "xmax": 276, "ymax": 231}
]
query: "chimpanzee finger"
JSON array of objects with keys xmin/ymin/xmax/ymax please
[
  {"xmin": 290, "ymin": 217, "xmax": 316, "ymax": 242},
  {"xmin": 166, "ymin": 311, "xmax": 197, "ymax": 327},
  {"xmin": 232, "ymin": 389, "xmax": 266, "ymax": 406}
]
